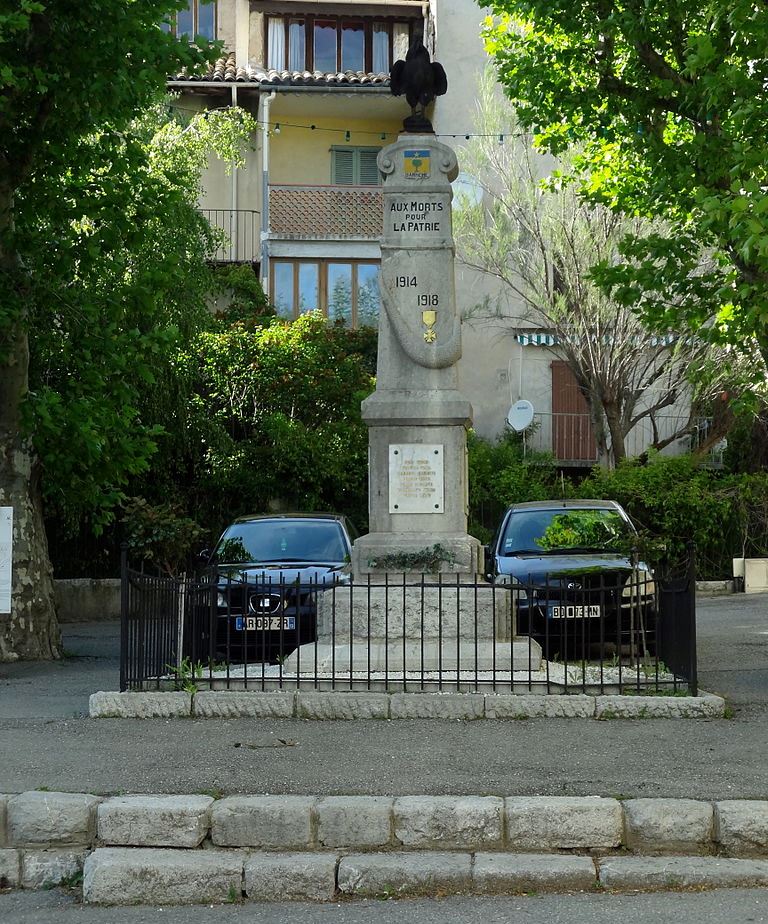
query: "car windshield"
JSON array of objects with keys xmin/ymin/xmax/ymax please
[
  {"xmin": 215, "ymin": 520, "xmax": 347, "ymax": 565},
  {"xmin": 501, "ymin": 508, "xmax": 633, "ymax": 555}
]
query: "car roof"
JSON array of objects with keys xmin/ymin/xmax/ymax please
[
  {"xmin": 230, "ymin": 513, "xmax": 346, "ymax": 525},
  {"xmin": 506, "ymin": 499, "xmax": 624, "ymax": 512}
]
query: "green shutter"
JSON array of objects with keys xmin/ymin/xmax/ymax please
[
  {"xmin": 359, "ymin": 149, "xmax": 380, "ymax": 185},
  {"xmin": 332, "ymin": 149, "xmax": 355, "ymax": 185},
  {"xmin": 332, "ymin": 147, "xmax": 382, "ymax": 185}
]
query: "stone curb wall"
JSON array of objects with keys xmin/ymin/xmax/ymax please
[
  {"xmin": 2, "ymin": 791, "xmax": 768, "ymax": 899},
  {"xmin": 89, "ymin": 690, "xmax": 726, "ymax": 720}
]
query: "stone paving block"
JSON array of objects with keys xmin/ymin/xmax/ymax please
[
  {"xmin": 338, "ymin": 852, "xmax": 472, "ymax": 897},
  {"xmin": 485, "ymin": 694, "xmax": 595, "ymax": 719},
  {"xmin": 473, "ymin": 853, "xmax": 597, "ymax": 893},
  {"xmin": 597, "ymin": 856, "xmax": 768, "ymax": 891},
  {"xmin": 89, "ymin": 691, "xmax": 192, "ymax": 719},
  {"xmin": 211, "ymin": 796, "xmax": 314, "ymax": 848},
  {"xmin": 296, "ymin": 692, "xmax": 389, "ymax": 720},
  {"xmin": 623, "ymin": 799, "xmax": 713, "ymax": 855},
  {"xmin": 715, "ymin": 800, "xmax": 768, "ymax": 856},
  {"xmin": 244, "ymin": 852, "xmax": 338, "ymax": 901},
  {"xmin": 0, "ymin": 795, "xmax": 7, "ymax": 847},
  {"xmin": 0, "ymin": 849, "xmax": 20, "ymax": 888},
  {"xmin": 193, "ymin": 691, "xmax": 295, "ymax": 718},
  {"xmin": 316, "ymin": 797, "xmax": 393, "ymax": 848},
  {"xmin": 83, "ymin": 847, "xmax": 244, "ymax": 905},
  {"xmin": 97, "ymin": 795, "xmax": 213, "ymax": 848},
  {"xmin": 8, "ymin": 792, "xmax": 101, "ymax": 847},
  {"xmin": 389, "ymin": 693, "xmax": 484, "ymax": 720},
  {"xmin": 21, "ymin": 850, "xmax": 85, "ymax": 889},
  {"xmin": 394, "ymin": 796, "xmax": 503, "ymax": 848},
  {"xmin": 595, "ymin": 693, "xmax": 725, "ymax": 719},
  {"xmin": 505, "ymin": 796, "xmax": 622, "ymax": 850}
]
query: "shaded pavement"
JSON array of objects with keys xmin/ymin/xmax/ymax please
[{"xmin": 0, "ymin": 594, "xmax": 765, "ymax": 799}]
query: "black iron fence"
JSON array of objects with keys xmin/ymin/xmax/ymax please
[{"xmin": 120, "ymin": 551, "xmax": 697, "ymax": 696}]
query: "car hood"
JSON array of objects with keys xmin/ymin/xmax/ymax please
[
  {"xmin": 496, "ymin": 552, "xmax": 643, "ymax": 586},
  {"xmin": 216, "ymin": 562, "xmax": 348, "ymax": 587}
]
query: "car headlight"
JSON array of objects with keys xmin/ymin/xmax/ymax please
[
  {"xmin": 622, "ymin": 571, "xmax": 656, "ymax": 602},
  {"xmin": 493, "ymin": 573, "xmax": 528, "ymax": 603}
]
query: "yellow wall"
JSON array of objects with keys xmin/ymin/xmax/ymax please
[{"xmin": 269, "ymin": 114, "xmax": 402, "ymax": 185}]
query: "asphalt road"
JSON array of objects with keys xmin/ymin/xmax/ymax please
[
  {"xmin": 2, "ymin": 886, "xmax": 768, "ymax": 924},
  {"xmin": 0, "ymin": 594, "xmax": 765, "ymax": 799}
]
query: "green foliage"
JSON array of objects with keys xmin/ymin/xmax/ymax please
[
  {"xmin": 468, "ymin": 430, "xmax": 564, "ymax": 539},
  {"xmin": 166, "ymin": 657, "xmax": 205, "ymax": 694},
  {"xmin": 468, "ymin": 432, "xmax": 768, "ymax": 577},
  {"xmin": 122, "ymin": 498, "xmax": 205, "ymax": 575},
  {"xmin": 21, "ymin": 103, "xmax": 258, "ymax": 533},
  {"xmin": 483, "ymin": 2, "xmax": 768, "ymax": 368},
  {"xmin": 180, "ymin": 312, "xmax": 375, "ymax": 534},
  {"xmin": 211, "ymin": 265, "xmax": 273, "ymax": 323},
  {"xmin": 577, "ymin": 455, "xmax": 768, "ymax": 578},
  {"xmin": 367, "ymin": 544, "xmax": 458, "ymax": 573}
]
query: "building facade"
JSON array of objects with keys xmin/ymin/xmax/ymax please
[{"xmin": 166, "ymin": 0, "xmax": 705, "ymax": 464}]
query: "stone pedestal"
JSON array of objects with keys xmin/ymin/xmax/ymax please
[{"xmin": 283, "ymin": 584, "xmax": 541, "ymax": 673}]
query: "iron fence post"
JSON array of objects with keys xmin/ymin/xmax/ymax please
[{"xmin": 119, "ymin": 543, "xmax": 129, "ymax": 691}]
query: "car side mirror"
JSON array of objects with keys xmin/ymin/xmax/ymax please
[{"xmin": 197, "ymin": 548, "xmax": 213, "ymax": 565}]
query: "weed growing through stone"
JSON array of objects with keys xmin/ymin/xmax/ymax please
[
  {"xmin": 166, "ymin": 657, "xmax": 204, "ymax": 693},
  {"xmin": 58, "ymin": 870, "xmax": 84, "ymax": 891}
]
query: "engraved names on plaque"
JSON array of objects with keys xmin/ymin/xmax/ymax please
[{"xmin": 389, "ymin": 444, "xmax": 444, "ymax": 514}]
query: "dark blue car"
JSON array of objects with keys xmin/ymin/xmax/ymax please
[
  {"xmin": 487, "ymin": 500, "xmax": 656, "ymax": 658},
  {"xmin": 205, "ymin": 514, "xmax": 354, "ymax": 662}
]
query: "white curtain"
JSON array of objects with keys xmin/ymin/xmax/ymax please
[
  {"xmin": 392, "ymin": 23, "xmax": 410, "ymax": 62},
  {"xmin": 268, "ymin": 19, "xmax": 285, "ymax": 70}
]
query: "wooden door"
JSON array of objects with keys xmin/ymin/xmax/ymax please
[{"xmin": 551, "ymin": 361, "xmax": 598, "ymax": 462}]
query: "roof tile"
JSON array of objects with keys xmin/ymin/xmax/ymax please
[{"xmin": 169, "ymin": 53, "xmax": 390, "ymax": 88}]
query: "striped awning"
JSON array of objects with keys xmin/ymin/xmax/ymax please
[{"xmin": 514, "ymin": 331, "xmax": 679, "ymax": 348}]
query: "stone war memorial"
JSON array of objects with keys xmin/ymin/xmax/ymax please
[{"xmin": 286, "ymin": 41, "xmax": 539, "ymax": 680}]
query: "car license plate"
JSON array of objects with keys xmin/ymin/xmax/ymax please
[
  {"xmin": 235, "ymin": 616, "xmax": 296, "ymax": 631},
  {"xmin": 550, "ymin": 605, "xmax": 601, "ymax": 619}
]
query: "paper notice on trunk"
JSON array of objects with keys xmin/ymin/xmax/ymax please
[{"xmin": 0, "ymin": 507, "xmax": 12, "ymax": 614}]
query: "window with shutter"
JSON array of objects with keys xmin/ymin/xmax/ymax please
[
  {"xmin": 359, "ymin": 149, "xmax": 380, "ymax": 186},
  {"xmin": 332, "ymin": 149, "xmax": 355, "ymax": 185},
  {"xmin": 331, "ymin": 147, "xmax": 381, "ymax": 185}
]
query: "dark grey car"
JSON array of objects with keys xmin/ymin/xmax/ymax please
[{"xmin": 487, "ymin": 500, "xmax": 656, "ymax": 658}]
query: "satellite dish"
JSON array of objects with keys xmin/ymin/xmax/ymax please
[{"xmin": 507, "ymin": 399, "xmax": 534, "ymax": 432}]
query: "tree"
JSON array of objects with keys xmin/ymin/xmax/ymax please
[
  {"xmin": 483, "ymin": 2, "xmax": 768, "ymax": 375},
  {"xmin": 454, "ymin": 72, "xmax": 738, "ymax": 465},
  {"xmin": 0, "ymin": 1, "xmax": 218, "ymax": 660}
]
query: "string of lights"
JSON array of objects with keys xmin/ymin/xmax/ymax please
[{"xmin": 167, "ymin": 101, "xmax": 526, "ymax": 143}]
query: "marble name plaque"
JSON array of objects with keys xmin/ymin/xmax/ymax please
[{"xmin": 389, "ymin": 444, "xmax": 444, "ymax": 514}]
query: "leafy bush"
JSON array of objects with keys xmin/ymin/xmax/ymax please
[
  {"xmin": 468, "ymin": 440, "xmax": 768, "ymax": 579},
  {"xmin": 186, "ymin": 312, "xmax": 374, "ymax": 534},
  {"xmin": 122, "ymin": 497, "xmax": 205, "ymax": 574},
  {"xmin": 468, "ymin": 430, "xmax": 563, "ymax": 542}
]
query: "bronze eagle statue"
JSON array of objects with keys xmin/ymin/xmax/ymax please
[{"xmin": 389, "ymin": 38, "xmax": 448, "ymax": 132}]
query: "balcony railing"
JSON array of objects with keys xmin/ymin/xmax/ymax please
[
  {"xmin": 269, "ymin": 185, "xmax": 382, "ymax": 239},
  {"xmin": 527, "ymin": 412, "xmax": 715, "ymax": 464},
  {"xmin": 201, "ymin": 209, "xmax": 261, "ymax": 263}
]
